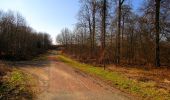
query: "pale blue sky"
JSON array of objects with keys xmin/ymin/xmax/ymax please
[{"xmin": 0, "ymin": 0, "xmax": 142, "ymax": 44}]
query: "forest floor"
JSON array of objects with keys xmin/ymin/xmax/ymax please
[
  {"xmin": 108, "ymin": 64, "xmax": 170, "ymax": 93},
  {"xmin": 0, "ymin": 62, "xmax": 35, "ymax": 99},
  {"xmin": 12, "ymin": 51, "xmax": 133, "ymax": 100}
]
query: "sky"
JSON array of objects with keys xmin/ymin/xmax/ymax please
[{"xmin": 0, "ymin": 0, "xmax": 142, "ymax": 44}]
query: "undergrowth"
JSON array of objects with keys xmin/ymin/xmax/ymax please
[{"xmin": 0, "ymin": 69, "xmax": 35, "ymax": 100}]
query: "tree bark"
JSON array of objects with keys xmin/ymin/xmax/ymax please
[
  {"xmin": 92, "ymin": 0, "xmax": 96, "ymax": 58},
  {"xmin": 117, "ymin": 0, "xmax": 124, "ymax": 64},
  {"xmin": 101, "ymin": 0, "xmax": 107, "ymax": 69},
  {"xmin": 155, "ymin": 0, "xmax": 161, "ymax": 67}
]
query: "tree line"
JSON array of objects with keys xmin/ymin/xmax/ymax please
[
  {"xmin": 57, "ymin": 0, "xmax": 170, "ymax": 67},
  {"xmin": 0, "ymin": 10, "xmax": 52, "ymax": 60}
]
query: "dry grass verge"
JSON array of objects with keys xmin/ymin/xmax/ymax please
[{"xmin": 58, "ymin": 55, "xmax": 170, "ymax": 100}]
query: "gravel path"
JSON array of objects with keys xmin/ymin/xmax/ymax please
[{"xmin": 17, "ymin": 55, "xmax": 133, "ymax": 100}]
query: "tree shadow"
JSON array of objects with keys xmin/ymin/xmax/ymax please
[{"xmin": 6, "ymin": 60, "xmax": 51, "ymax": 68}]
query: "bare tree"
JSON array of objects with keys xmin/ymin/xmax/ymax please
[
  {"xmin": 100, "ymin": 0, "xmax": 107, "ymax": 69},
  {"xmin": 56, "ymin": 0, "xmax": 170, "ymax": 67},
  {"xmin": 116, "ymin": 0, "xmax": 125, "ymax": 64},
  {"xmin": 0, "ymin": 10, "xmax": 52, "ymax": 60}
]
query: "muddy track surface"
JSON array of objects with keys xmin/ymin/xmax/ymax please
[{"xmin": 14, "ymin": 54, "xmax": 134, "ymax": 100}]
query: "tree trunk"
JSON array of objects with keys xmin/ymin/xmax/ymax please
[
  {"xmin": 101, "ymin": 0, "xmax": 107, "ymax": 69},
  {"xmin": 155, "ymin": 0, "xmax": 161, "ymax": 67},
  {"xmin": 117, "ymin": 0, "xmax": 122, "ymax": 64},
  {"xmin": 92, "ymin": 0, "xmax": 96, "ymax": 58},
  {"xmin": 88, "ymin": 18, "xmax": 93, "ymax": 58}
]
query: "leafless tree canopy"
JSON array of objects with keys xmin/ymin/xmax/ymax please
[
  {"xmin": 57, "ymin": 0, "xmax": 170, "ymax": 67},
  {"xmin": 0, "ymin": 10, "xmax": 52, "ymax": 60}
]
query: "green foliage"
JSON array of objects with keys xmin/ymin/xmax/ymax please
[{"xmin": 58, "ymin": 55, "xmax": 170, "ymax": 100}]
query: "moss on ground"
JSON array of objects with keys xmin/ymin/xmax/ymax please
[{"xmin": 0, "ymin": 69, "xmax": 35, "ymax": 100}]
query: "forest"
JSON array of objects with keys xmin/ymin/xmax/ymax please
[
  {"xmin": 57, "ymin": 0, "xmax": 170, "ymax": 67},
  {"xmin": 0, "ymin": 10, "xmax": 52, "ymax": 60},
  {"xmin": 0, "ymin": 0, "xmax": 170, "ymax": 99}
]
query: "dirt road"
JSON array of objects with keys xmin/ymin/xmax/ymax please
[{"xmin": 16, "ymin": 55, "xmax": 133, "ymax": 100}]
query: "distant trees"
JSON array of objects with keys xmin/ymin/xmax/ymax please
[
  {"xmin": 77, "ymin": 0, "xmax": 98, "ymax": 58},
  {"xmin": 57, "ymin": 0, "xmax": 170, "ymax": 67},
  {"xmin": 0, "ymin": 10, "xmax": 52, "ymax": 60}
]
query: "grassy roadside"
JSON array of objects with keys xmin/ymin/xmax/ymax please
[
  {"xmin": 0, "ymin": 68, "xmax": 35, "ymax": 100},
  {"xmin": 58, "ymin": 55, "xmax": 170, "ymax": 100}
]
